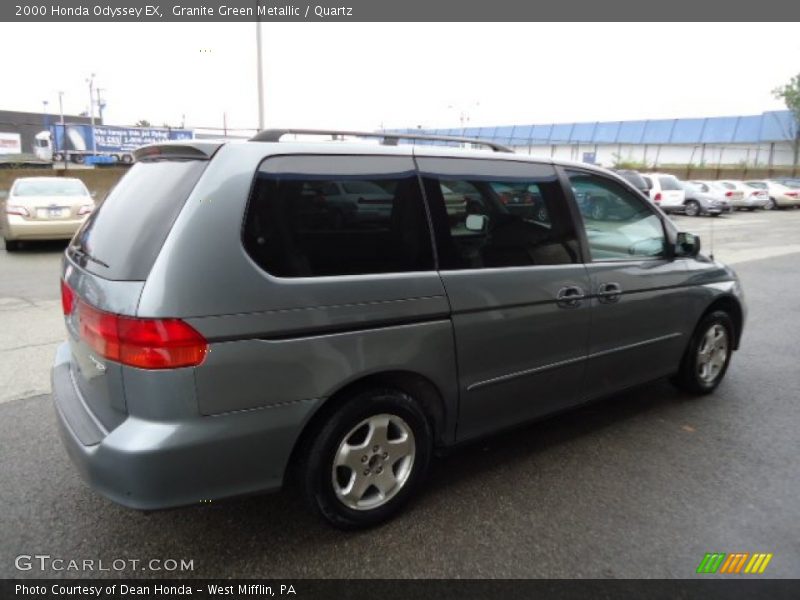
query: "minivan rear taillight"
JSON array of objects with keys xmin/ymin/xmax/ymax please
[
  {"xmin": 725, "ymin": 191, "xmax": 734, "ymax": 197},
  {"xmin": 62, "ymin": 280, "xmax": 207, "ymax": 369},
  {"xmin": 654, "ymin": 192, "xmax": 662, "ymax": 202},
  {"xmin": 61, "ymin": 280, "xmax": 76, "ymax": 315}
]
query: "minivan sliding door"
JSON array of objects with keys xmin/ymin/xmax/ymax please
[{"xmin": 416, "ymin": 157, "xmax": 592, "ymax": 441}]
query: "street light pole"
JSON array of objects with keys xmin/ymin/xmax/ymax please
[{"xmin": 255, "ymin": 6, "xmax": 265, "ymax": 130}]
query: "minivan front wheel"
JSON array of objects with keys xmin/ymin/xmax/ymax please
[
  {"xmin": 302, "ymin": 388, "xmax": 432, "ymax": 529},
  {"xmin": 673, "ymin": 311, "xmax": 734, "ymax": 395}
]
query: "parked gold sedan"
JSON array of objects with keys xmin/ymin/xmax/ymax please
[{"xmin": 0, "ymin": 177, "xmax": 94, "ymax": 252}]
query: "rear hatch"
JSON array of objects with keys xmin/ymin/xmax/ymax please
[
  {"xmin": 657, "ymin": 175, "xmax": 684, "ymax": 206},
  {"xmin": 60, "ymin": 146, "xmax": 213, "ymax": 431}
]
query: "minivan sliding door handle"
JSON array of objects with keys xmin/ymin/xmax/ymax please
[{"xmin": 556, "ymin": 286, "xmax": 585, "ymax": 308}]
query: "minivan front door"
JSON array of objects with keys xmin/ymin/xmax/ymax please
[
  {"xmin": 416, "ymin": 157, "xmax": 592, "ymax": 442},
  {"xmin": 564, "ymin": 169, "xmax": 691, "ymax": 399}
]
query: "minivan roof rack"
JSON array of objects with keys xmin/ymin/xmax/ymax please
[{"xmin": 249, "ymin": 128, "xmax": 514, "ymax": 153}]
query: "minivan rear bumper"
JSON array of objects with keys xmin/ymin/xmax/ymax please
[{"xmin": 51, "ymin": 342, "xmax": 319, "ymax": 510}]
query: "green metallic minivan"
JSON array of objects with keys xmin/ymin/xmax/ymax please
[{"xmin": 52, "ymin": 130, "xmax": 745, "ymax": 528}]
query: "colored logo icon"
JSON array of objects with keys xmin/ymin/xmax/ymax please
[{"xmin": 696, "ymin": 553, "xmax": 773, "ymax": 574}]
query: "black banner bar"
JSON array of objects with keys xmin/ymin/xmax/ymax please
[
  {"xmin": 2, "ymin": 0, "xmax": 800, "ymax": 22},
  {"xmin": 3, "ymin": 579, "xmax": 800, "ymax": 600}
]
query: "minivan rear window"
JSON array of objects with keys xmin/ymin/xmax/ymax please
[{"xmin": 69, "ymin": 159, "xmax": 207, "ymax": 280}]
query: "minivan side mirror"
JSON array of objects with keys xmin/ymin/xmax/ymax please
[
  {"xmin": 91, "ymin": 191, "xmax": 97, "ymax": 199},
  {"xmin": 465, "ymin": 214, "xmax": 488, "ymax": 233},
  {"xmin": 676, "ymin": 232, "xmax": 701, "ymax": 258}
]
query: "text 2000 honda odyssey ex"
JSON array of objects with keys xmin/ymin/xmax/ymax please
[{"xmin": 52, "ymin": 130, "xmax": 745, "ymax": 529}]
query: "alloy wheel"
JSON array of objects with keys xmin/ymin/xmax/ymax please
[
  {"xmin": 331, "ymin": 414, "xmax": 416, "ymax": 511},
  {"xmin": 696, "ymin": 324, "xmax": 729, "ymax": 385}
]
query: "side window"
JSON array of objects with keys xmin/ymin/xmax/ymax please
[
  {"xmin": 243, "ymin": 158, "xmax": 434, "ymax": 277},
  {"xmin": 419, "ymin": 160, "xmax": 580, "ymax": 269},
  {"xmin": 567, "ymin": 170, "xmax": 666, "ymax": 261}
]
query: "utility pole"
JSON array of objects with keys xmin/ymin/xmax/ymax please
[
  {"xmin": 255, "ymin": 8, "xmax": 265, "ymax": 130},
  {"xmin": 96, "ymin": 87, "xmax": 106, "ymax": 124},
  {"xmin": 58, "ymin": 91, "xmax": 67, "ymax": 171},
  {"xmin": 86, "ymin": 73, "xmax": 97, "ymax": 156}
]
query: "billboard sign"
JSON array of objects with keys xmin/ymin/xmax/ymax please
[
  {"xmin": 93, "ymin": 126, "xmax": 193, "ymax": 152},
  {"xmin": 0, "ymin": 132, "xmax": 22, "ymax": 154}
]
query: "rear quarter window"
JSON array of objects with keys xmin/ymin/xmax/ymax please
[
  {"xmin": 242, "ymin": 156, "xmax": 434, "ymax": 278},
  {"xmin": 70, "ymin": 159, "xmax": 207, "ymax": 280}
]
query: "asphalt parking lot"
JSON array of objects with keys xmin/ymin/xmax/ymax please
[{"xmin": 1, "ymin": 209, "xmax": 799, "ymax": 578}]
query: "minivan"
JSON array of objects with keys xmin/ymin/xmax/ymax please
[
  {"xmin": 52, "ymin": 130, "xmax": 746, "ymax": 529},
  {"xmin": 641, "ymin": 173, "xmax": 686, "ymax": 212}
]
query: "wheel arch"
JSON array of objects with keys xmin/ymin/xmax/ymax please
[
  {"xmin": 700, "ymin": 294, "xmax": 744, "ymax": 350},
  {"xmin": 286, "ymin": 370, "xmax": 448, "ymax": 478}
]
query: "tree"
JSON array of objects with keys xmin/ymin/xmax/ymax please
[
  {"xmin": 135, "ymin": 119, "xmax": 151, "ymax": 127},
  {"xmin": 773, "ymin": 73, "xmax": 800, "ymax": 171}
]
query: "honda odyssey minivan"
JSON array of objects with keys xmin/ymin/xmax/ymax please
[{"xmin": 52, "ymin": 130, "xmax": 745, "ymax": 529}]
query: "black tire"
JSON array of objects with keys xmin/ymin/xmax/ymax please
[
  {"xmin": 672, "ymin": 310, "xmax": 734, "ymax": 395},
  {"xmin": 769, "ymin": 197, "xmax": 779, "ymax": 210},
  {"xmin": 121, "ymin": 154, "xmax": 133, "ymax": 164},
  {"xmin": 71, "ymin": 154, "xmax": 84, "ymax": 164},
  {"xmin": 4, "ymin": 239, "xmax": 19, "ymax": 252},
  {"xmin": 301, "ymin": 387, "xmax": 433, "ymax": 530}
]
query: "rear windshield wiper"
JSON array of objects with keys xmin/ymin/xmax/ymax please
[{"xmin": 70, "ymin": 246, "xmax": 110, "ymax": 269}]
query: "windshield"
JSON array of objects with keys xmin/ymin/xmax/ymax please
[{"xmin": 13, "ymin": 179, "xmax": 88, "ymax": 197}]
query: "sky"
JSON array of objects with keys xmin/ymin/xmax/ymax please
[{"xmin": 0, "ymin": 22, "xmax": 797, "ymax": 132}]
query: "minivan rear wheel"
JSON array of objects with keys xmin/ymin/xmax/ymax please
[
  {"xmin": 672, "ymin": 310, "xmax": 734, "ymax": 395},
  {"xmin": 301, "ymin": 388, "xmax": 432, "ymax": 529},
  {"xmin": 4, "ymin": 239, "xmax": 19, "ymax": 252}
]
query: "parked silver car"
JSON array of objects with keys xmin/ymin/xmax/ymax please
[
  {"xmin": 677, "ymin": 181, "xmax": 730, "ymax": 216},
  {"xmin": 718, "ymin": 180, "xmax": 769, "ymax": 210},
  {"xmin": 52, "ymin": 131, "xmax": 746, "ymax": 529}
]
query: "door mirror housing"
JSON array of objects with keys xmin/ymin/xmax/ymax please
[
  {"xmin": 465, "ymin": 214, "xmax": 488, "ymax": 233},
  {"xmin": 676, "ymin": 232, "xmax": 701, "ymax": 258}
]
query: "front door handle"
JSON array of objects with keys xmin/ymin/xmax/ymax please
[
  {"xmin": 597, "ymin": 282, "xmax": 622, "ymax": 303},
  {"xmin": 556, "ymin": 286, "xmax": 586, "ymax": 308}
]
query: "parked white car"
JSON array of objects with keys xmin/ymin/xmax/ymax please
[
  {"xmin": 744, "ymin": 180, "xmax": 800, "ymax": 209},
  {"xmin": 641, "ymin": 173, "xmax": 685, "ymax": 212},
  {"xmin": 717, "ymin": 180, "xmax": 769, "ymax": 211}
]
